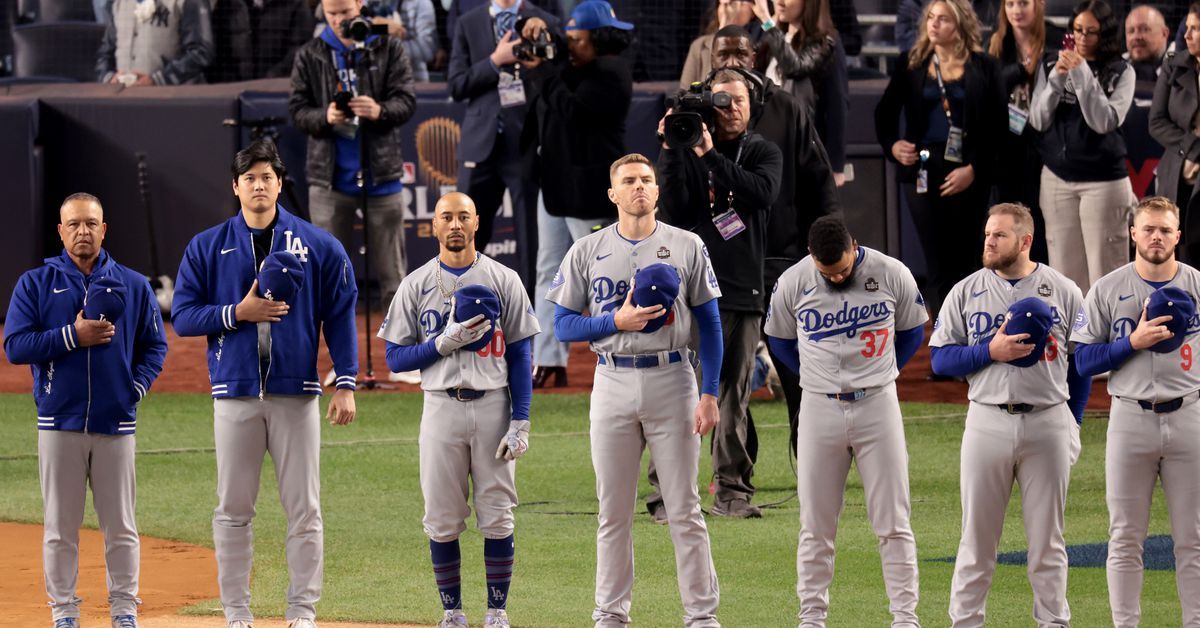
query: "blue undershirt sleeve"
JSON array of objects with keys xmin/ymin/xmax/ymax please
[
  {"xmin": 930, "ymin": 343, "xmax": 993, "ymax": 377},
  {"xmin": 691, "ymin": 299, "xmax": 722, "ymax": 397},
  {"xmin": 894, "ymin": 325, "xmax": 924, "ymax": 370},
  {"xmin": 385, "ymin": 339, "xmax": 441, "ymax": 373},
  {"xmin": 504, "ymin": 337, "xmax": 533, "ymax": 421},
  {"xmin": 1073, "ymin": 338, "xmax": 1135, "ymax": 378},
  {"xmin": 1066, "ymin": 352, "xmax": 1090, "ymax": 424},
  {"xmin": 767, "ymin": 335, "xmax": 800, "ymax": 376},
  {"xmin": 553, "ymin": 304, "xmax": 618, "ymax": 342}
]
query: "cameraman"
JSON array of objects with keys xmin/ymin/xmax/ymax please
[
  {"xmin": 289, "ymin": 0, "xmax": 416, "ymax": 309},
  {"xmin": 518, "ymin": 0, "xmax": 634, "ymax": 388},
  {"xmin": 657, "ymin": 69, "xmax": 782, "ymax": 519},
  {"xmin": 448, "ymin": 0, "xmax": 562, "ymax": 288}
]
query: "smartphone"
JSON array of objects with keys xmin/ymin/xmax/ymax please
[{"xmin": 1062, "ymin": 32, "xmax": 1075, "ymax": 51}]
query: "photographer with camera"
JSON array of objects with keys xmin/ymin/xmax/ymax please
[
  {"xmin": 448, "ymin": 0, "xmax": 562, "ymax": 289},
  {"xmin": 289, "ymin": 0, "xmax": 416, "ymax": 311},
  {"xmin": 514, "ymin": 0, "xmax": 634, "ymax": 388},
  {"xmin": 657, "ymin": 69, "xmax": 782, "ymax": 520}
]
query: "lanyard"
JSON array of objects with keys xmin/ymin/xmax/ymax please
[
  {"xmin": 931, "ymin": 54, "xmax": 956, "ymax": 127},
  {"xmin": 330, "ymin": 49, "xmax": 357, "ymax": 95},
  {"xmin": 708, "ymin": 135, "xmax": 747, "ymax": 214}
]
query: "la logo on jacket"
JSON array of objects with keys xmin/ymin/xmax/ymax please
[{"xmin": 284, "ymin": 231, "xmax": 309, "ymax": 263}]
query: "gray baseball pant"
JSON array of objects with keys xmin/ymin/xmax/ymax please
[
  {"xmin": 1106, "ymin": 394, "xmax": 1200, "ymax": 628},
  {"xmin": 795, "ymin": 383, "xmax": 919, "ymax": 628},
  {"xmin": 213, "ymin": 395, "xmax": 322, "ymax": 623},
  {"xmin": 39, "ymin": 430, "xmax": 139, "ymax": 621},
  {"xmin": 591, "ymin": 358, "xmax": 720, "ymax": 628}
]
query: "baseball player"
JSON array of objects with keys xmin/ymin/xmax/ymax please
[
  {"xmin": 377, "ymin": 191, "xmax": 539, "ymax": 628},
  {"xmin": 928, "ymin": 203, "xmax": 1089, "ymax": 627},
  {"xmin": 764, "ymin": 215, "xmax": 926, "ymax": 627},
  {"xmin": 4, "ymin": 193, "xmax": 167, "ymax": 628},
  {"xmin": 172, "ymin": 140, "xmax": 359, "ymax": 628},
  {"xmin": 547, "ymin": 153, "xmax": 724, "ymax": 627},
  {"xmin": 1071, "ymin": 196, "xmax": 1200, "ymax": 627}
]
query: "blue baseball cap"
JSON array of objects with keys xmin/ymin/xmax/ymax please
[
  {"xmin": 258, "ymin": 251, "xmax": 305, "ymax": 303},
  {"xmin": 84, "ymin": 275, "xmax": 127, "ymax": 323},
  {"xmin": 1147, "ymin": 286, "xmax": 1195, "ymax": 354},
  {"xmin": 565, "ymin": 0, "xmax": 633, "ymax": 31},
  {"xmin": 454, "ymin": 284, "xmax": 501, "ymax": 352},
  {"xmin": 631, "ymin": 263, "xmax": 680, "ymax": 334},
  {"xmin": 1003, "ymin": 297, "xmax": 1053, "ymax": 368}
]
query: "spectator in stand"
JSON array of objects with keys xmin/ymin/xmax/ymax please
[
  {"xmin": 988, "ymin": 0, "xmax": 1064, "ymax": 263},
  {"xmin": 96, "ymin": 0, "xmax": 215, "ymax": 85},
  {"xmin": 874, "ymin": 0, "xmax": 1006, "ymax": 316},
  {"xmin": 1030, "ymin": 0, "xmax": 1135, "ymax": 294},
  {"xmin": 1124, "ymin": 5, "xmax": 1170, "ymax": 82},
  {"xmin": 752, "ymin": 0, "xmax": 848, "ymax": 187},
  {"xmin": 317, "ymin": 0, "xmax": 437, "ymax": 81},
  {"xmin": 446, "ymin": 0, "xmax": 561, "ymax": 43},
  {"xmin": 207, "ymin": 0, "xmax": 251, "ymax": 82},
  {"xmin": 1149, "ymin": 2, "xmax": 1200, "ymax": 261},
  {"xmin": 679, "ymin": 0, "xmax": 761, "ymax": 89}
]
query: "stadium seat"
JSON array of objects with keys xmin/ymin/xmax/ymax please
[{"xmin": 13, "ymin": 22, "xmax": 104, "ymax": 82}]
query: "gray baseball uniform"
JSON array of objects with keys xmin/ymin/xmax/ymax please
[
  {"xmin": 763, "ymin": 246, "xmax": 927, "ymax": 628},
  {"xmin": 930, "ymin": 264, "xmax": 1084, "ymax": 628},
  {"xmin": 546, "ymin": 222, "xmax": 722, "ymax": 628},
  {"xmin": 378, "ymin": 253, "xmax": 540, "ymax": 542},
  {"xmin": 1071, "ymin": 262, "xmax": 1200, "ymax": 627}
]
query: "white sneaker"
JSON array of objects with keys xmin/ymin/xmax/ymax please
[
  {"xmin": 388, "ymin": 370, "xmax": 422, "ymax": 384},
  {"xmin": 438, "ymin": 609, "xmax": 468, "ymax": 627},
  {"xmin": 287, "ymin": 619, "xmax": 317, "ymax": 628},
  {"xmin": 227, "ymin": 622, "xmax": 253, "ymax": 628},
  {"xmin": 484, "ymin": 608, "xmax": 511, "ymax": 627}
]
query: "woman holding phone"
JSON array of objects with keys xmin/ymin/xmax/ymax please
[{"xmin": 1029, "ymin": 0, "xmax": 1134, "ymax": 293}]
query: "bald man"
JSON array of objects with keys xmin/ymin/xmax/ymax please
[
  {"xmin": 1126, "ymin": 5, "xmax": 1170, "ymax": 81},
  {"xmin": 378, "ymin": 192, "xmax": 540, "ymax": 628}
]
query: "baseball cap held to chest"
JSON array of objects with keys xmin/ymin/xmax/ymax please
[
  {"xmin": 454, "ymin": 284, "xmax": 501, "ymax": 352},
  {"xmin": 632, "ymin": 263, "xmax": 681, "ymax": 334},
  {"xmin": 258, "ymin": 251, "xmax": 305, "ymax": 303},
  {"xmin": 1147, "ymin": 286, "xmax": 1195, "ymax": 354},
  {"xmin": 1004, "ymin": 297, "xmax": 1053, "ymax": 368},
  {"xmin": 84, "ymin": 275, "xmax": 127, "ymax": 323}
]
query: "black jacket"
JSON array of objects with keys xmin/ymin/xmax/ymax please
[
  {"xmin": 522, "ymin": 54, "xmax": 632, "ymax": 221},
  {"xmin": 874, "ymin": 51, "xmax": 1006, "ymax": 185},
  {"xmin": 1150, "ymin": 51, "xmax": 1200, "ymax": 208},
  {"xmin": 658, "ymin": 132, "xmax": 783, "ymax": 313},
  {"xmin": 288, "ymin": 34, "xmax": 417, "ymax": 189},
  {"xmin": 748, "ymin": 74, "xmax": 839, "ymax": 299}
]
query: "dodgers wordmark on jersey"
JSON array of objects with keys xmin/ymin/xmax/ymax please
[
  {"xmin": 545, "ymin": 223, "xmax": 721, "ymax": 353},
  {"xmin": 378, "ymin": 254, "xmax": 540, "ymax": 391},
  {"xmin": 930, "ymin": 263, "xmax": 1084, "ymax": 406},
  {"xmin": 763, "ymin": 247, "xmax": 928, "ymax": 394},
  {"xmin": 1071, "ymin": 262, "xmax": 1200, "ymax": 400}
]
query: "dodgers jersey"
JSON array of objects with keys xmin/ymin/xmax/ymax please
[
  {"xmin": 764, "ymin": 247, "xmax": 928, "ymax": 394},
  {"xmin": 545, "ymin": 222, "xmax": 721, "ymax": 354},
  {"xmin": 1071, "ymin": 262, "xmax": 1200, "ymax": 400},
  {"xmin": 378, "ymin": 254, "xmax": 540, "ymax": 391},
  {"xmin": 929, "ymin": 264, "xmax": 1084, "ymax": 405}
]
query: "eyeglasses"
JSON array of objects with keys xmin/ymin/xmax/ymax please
[{"xmin": 1072, "ymin": 26, "xmax": 1100, "ymax": 38}]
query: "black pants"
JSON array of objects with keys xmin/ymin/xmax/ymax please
[
  {"xmin": 903, "ymin": 151, "xmax": 988, "ymax": 315},
  {"xmin": 458, "ymin": 132, "xmax": 538, "ymax": 292},
  {"xmin": 993, "ymin": 130, "xmax": 1049, "ymax": 264}
]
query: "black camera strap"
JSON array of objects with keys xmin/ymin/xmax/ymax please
[{"xmin": 708, "ymin": 134, "xmax": 747, "ymax": 215}]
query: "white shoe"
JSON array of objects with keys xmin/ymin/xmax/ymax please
[
  {"xmin": 484, "ymin": 608, "xmax": 511, "ymax": 627},
  {"xmin": 227, "ymin": 622, "xmax": 253, "ymax": 628},
  {"xmin": 388, "ymin": 370, "xmax": 421, "ymax": 384},
  {"xmin": 287, "ymin": 619, "xmax": 317, "ymax": 628},
  {"xmin": 438, "ymin": 609, "xmax": 468, "ymax": 627}
]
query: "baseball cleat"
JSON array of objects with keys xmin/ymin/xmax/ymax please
[
  {"xmin": 286, "ymin": 619, "xmax": 317, "ymax": 628},
  {"xmin": 647, "ymin": 502, "xmax": 668, "ymax": 525},
  {"xmin": 484, "ymin": 608, "xmax": 511, "ymax": 627},
  {"xmin": 227, "ymin": 621, "xmax": 253, "ymax": 628},
  {"xmin": 438, "ymin": 609, "xmax": 468, "ymax": 627},
  {"xmin": 111, "ymin": 615, "xmax": 139, "ymax": 628},
  {"xmin": 53, "ymin": 619, "xmax": 79, "ymax": 628},
  {"xmin": 711, "ymin": 498, "xmax": 762, "ymax": 518}
]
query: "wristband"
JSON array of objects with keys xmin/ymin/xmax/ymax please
[{"xmin": 761, "ymin": 18, "xmax": 775, "ymax": 31}]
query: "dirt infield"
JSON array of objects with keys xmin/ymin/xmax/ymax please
[{"xmin": 0, "ymin": 316, "xmax": 1113, "ymax": 409}]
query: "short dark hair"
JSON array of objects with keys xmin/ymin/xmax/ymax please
[
  {"xmin": 591, "ymin": 26, "xmax": 634, "ymax": 56},
  {"xmin": 609, "ymin": 153, "xmax": 654, "ymax": 182},
  {"xmin": 231, "ymin": 138, "xmax": 287, "ymax": 181},
  {"xmin": 713, "ymin": 24, "xmax": 751, "ymax": 41},
  {"xmin": 807, "ymin": 215, "xmax": 852, "ymax": 265},
  {"xmin": 1191, "ymin": 0, "xmax": 1200, "ymax": 18}
]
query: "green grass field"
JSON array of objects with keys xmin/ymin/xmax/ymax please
[{"xmin": 0, "ymin": 393, "xmax": 1186, "ymax": 626}]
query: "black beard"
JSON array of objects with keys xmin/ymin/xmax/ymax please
[
  {"xmin": 444, "ymin": 241, "xmax": 466, "ymax": 253},
  {"xmin": 822, "ymin": 264, "xmax": 857, "ymax": 292}
]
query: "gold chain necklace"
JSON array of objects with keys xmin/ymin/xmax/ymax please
[{"xmin": 435, "ymin": 253, "xmax": 481, "ymax": 302}]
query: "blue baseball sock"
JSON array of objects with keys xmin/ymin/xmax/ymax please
[
  {"xmin": 430, "ymin": 539, "xmax": 462, "ymax": 610},
  {"xmin": 484, "ymin": 534, "xmax": 515, "ymax": 609}
]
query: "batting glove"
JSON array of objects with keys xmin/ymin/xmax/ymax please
[
  {"xmin": 435, "ymin": 313, "xmax": 493, "ymax": 355},
  {"xmin": 495, "ymin": 419, "xmax": 530, "ymax": 461}
]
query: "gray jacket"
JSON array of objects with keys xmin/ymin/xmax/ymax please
[
  {"xmin": 1150, "ymin": 51, "xmax": 1200, "ymax": 206},
  {"xmin": 96, "ymin": 0, "xmax": 214, "ymax": 84}
]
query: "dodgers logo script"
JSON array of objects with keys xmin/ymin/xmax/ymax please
[
  {"xmin": 420, "ymin": 309, "xmax": 448, "ymax": 336},
  {"xmin": 969, "ymin": 306, "xmax": 1063, "ymax": 341},
  {"xmin": 798, "ymin": 301, "xmax": 892, "ymax": 341},
  {"xmin": 592, "ymin": 277, "xmax": 630, "ymax": 314}
]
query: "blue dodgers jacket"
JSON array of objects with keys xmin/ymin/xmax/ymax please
[
  {"xmin": 3, "ymin": 250, "xmax": 168, "ymax": 435},
  {"xmin": 172, "ymin": 206, "xmax": 359, "ymax": 397}
]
